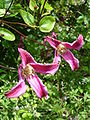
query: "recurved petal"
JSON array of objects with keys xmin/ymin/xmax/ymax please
[
  {"xmin": 62, "ymin": 50, "xmax": 79, "ymax": 71},
  {"xmin": 72, "ymin": 34, "xmax": 84, "ymax": 50},
  {"xmin": 27, "ymin": 74, "xmax": 48, "ymax": 99},
  {"xmin": 18, "ymin": 48, "xmax": 36, "ymax": 68},
  {"xmin": 18, "ymin": 64, "xmax": 25, "ymax": 81},
  {"xmin": 62, "ymin": 34, "xmax": 84, "ymax": 50},
  {"xmin": 46, "ymin": 36, "xmax": 60, "ymax": 49},
  {"xmin": 51, "ymin": 32, "xmax": 57, "ymax": 38},
  {"xmin": 30, "ymin": 62, "xmax": 59, "ymax": 75},
  {"xmin": 53, "ymin": 50, "xmax": 61, "ymax": 63},
  {"xmin": 5, "ymin": 80, "xmax": 27, "ymax": 98}
]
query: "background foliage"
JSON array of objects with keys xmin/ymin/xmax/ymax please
[{"xmin": 0, "ymin": 0, "xmax": 90, "ymax": 120}]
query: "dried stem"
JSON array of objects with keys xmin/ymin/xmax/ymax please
[
  {"xmin": 0, "ymin": 65, "xmax": 16, "ymax": 71},
  {"xmin": 1, "ymin": 20, "xmax": 47, "ymax": 46},
  {"xmin": 0, "ymin": 21, "xmax": 48, "ymax": 47},
  {"xmin": 1, "ymin": 20, "xmax": 28, "ymax": 27},
  {"xmin": 4, "ymin": 22, "xmax": 26, "ymax": 38},
  {"xmin": 57, "ymin": 80, "xmax": 60, "ymax": 92},
  {"xmin": 28, "ymin": 39, "xmax": 47, "ymax": 46}
]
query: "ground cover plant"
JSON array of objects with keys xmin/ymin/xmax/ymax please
[{"xmin": 0, "ymin": 0, "xmax": 90, "ymax": 120}]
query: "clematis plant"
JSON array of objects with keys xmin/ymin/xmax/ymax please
[
  {"xmin": 5, "ymin": 48, "xmax": 60, "ymax": 99},
  {"xmin": 45, "ymin": 33, "xmax": 84, "ymax": 70}
]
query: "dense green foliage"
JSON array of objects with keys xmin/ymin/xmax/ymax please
[{"xmin": 0, "ymin": 0, "xmax": 90, "ymax": 119}]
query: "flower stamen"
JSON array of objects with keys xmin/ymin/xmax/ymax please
[
  {"xmin": 21, "ymin": 64, "xmax": 35, "ymax": 77},
  {"xmin": 57, "ymin": 44, "xmax": 67, "ymax": 55}
]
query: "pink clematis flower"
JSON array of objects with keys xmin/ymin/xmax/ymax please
[
  {"xmin": 45, "ymin": 33, "xmax": 84, "ymax": 70},
  {"xmin": 5, "ymin": 48, "xmax": 60, "ymax": 99}
]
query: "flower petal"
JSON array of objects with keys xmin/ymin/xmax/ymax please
[
  {"xmin": 62, "ymin": 50, "xmax": 79, "ymax": 70},
  {"xmin": 18, "ymin": 48, "xmax": 36, "ymax": 68},
  {"xmin": 30, "ymin": 62, "xmax": 59, "ymax": 75},
  {"xmin": 5, "ymin": 80, "xmax": 27, "ymax": 98},
  {"xmin": 62, "ymin": 35, "xmax": 84, "ymax": 50},
  {"xmin": 46, "ymin": 36, "xmax": 60, "ymax": 49},
  {"xmin": 53, "ymin": 50, "xmax": 61, "ymax": 63},
  {"xmin": 51, "ymin": 32, "xmax": 57, "ymax": 38},
  {"xmin": 27, "ymin": 74, "xmax": 48, "ymax": 99},
  {"xmin": 30, "ymin": 50, "xmax": 60, "ymax": 75},
  {"xmin": 18, "ymin": 64, "xmax": 25, "ymax": 81},
  {"xmin": 18, "ymin": 36, "xmax": 23, "ymax": 48}
]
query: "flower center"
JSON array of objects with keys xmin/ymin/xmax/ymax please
[
  {"xmin": 21, "ymin": 64, "xmax": 35, "ymax": 77},
  {"xmin": 57, "ymin": 44, "xmax": 67, "ymax": 54}
]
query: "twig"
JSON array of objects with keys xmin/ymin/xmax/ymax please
[
  {"xmin": 27, "ymin": 38, "xmax": 52, "ymax": 52},
  {"xmin": 57, "ymin": 80, "xmax": 60, "ymax": 92},
  {"xmin": 0, "ymin": 65, "xmax": 16, "ymax": 71},
  {"xmin": 0, "ymin": 21, "xmax": 47, "ymax": 46},
  {"xmin": 28, "ymin": 39, "xmax": 47, "ymax": 46},
  {"xmin": 1, "ymin": 20, "xmax": 28, "ymax": 27},
  {"xmin": 1, "ymin": 20, "xmax": 47, "ymax": 46},
  {"xmin": 2, "ymin": 0, "xmax": 13, "ymax": 20},
  {"xmin": 4, "ymin": 22, "xmax": 26, "ymax": 38}
]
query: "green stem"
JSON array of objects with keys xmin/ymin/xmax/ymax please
[
  {"xmin": 40, "ymin": 0, "xmax": 47, "ymax": 16},
  {"xmin": 57, "ymin": 71, "xmax": 63, "ymax": 98}
]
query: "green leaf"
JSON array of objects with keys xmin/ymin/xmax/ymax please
[
  {"xmin": 29, "ymin": 0, "xmax": 38, "ymax": 11},
  {"xmin": 6, "ymin": 12, "xmax": 18, "ymax": 18},
  {"xmin": 0, "ymin": 28, "xmax": 15, "ymax": 41},
  {"xmin": 44, "ymin": 2, "xmax": 53, "ymax": 11},
  {"xmin": 77, "ymin": 15, "xmax": 84, "ymax": 23},
  {"xmin": 67, "ymin": 0, "xmax": 84, "ymax": 5},
  {"xmin": 18, "ymin": 109, "xmax": 25, "ymax": 114},
  {"xmin": 20, "ymin": 9, "xmax": 34, "ymax": 27},
  {"xmin": 4, "ymin": 0, "xmax": 12, "ymax": 8},
  {"xmin": 39, "ymin": 16, "xmax": 55, "ymax": 32},
  {"xmin": 22, "ymin": 113, "xmax": 27, "ymax": 118},
  {"xmin": 0, "ymin": 69, "xmax": 6, "ymax": 73},
  {"xmin": 40, "ymin": 0, "xmax": 53, "ymax": 13},
  {"xmin": 0, "ymin": 9, "xmax": 6, "ymax": 17},
  {"xmin": 0, "ymin": 0, "xmax": 12, "ymax": 9},
  {"xmin": 36, "ymin": 112, "xmax": 41, "ymax": 118},
  {"xmin": 23, "ymin": 93, "xmax": 30, "ymax": 98}
]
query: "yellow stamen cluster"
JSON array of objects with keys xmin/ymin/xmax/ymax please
[
  {"xmin": 21, "ymin": 64, "xmax": 35, "ymax": 77},
  {"xmin": 57, "ymin": 44, "xmax": 67, "ymax": 55}
]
